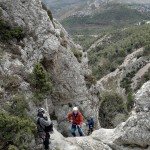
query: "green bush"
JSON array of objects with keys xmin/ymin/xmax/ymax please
[
  {"xmin": 0, "ymin": 19, "xmax": 26, "ymax": 41},
  {"xmin": 120, "ymin": 71, "xmax": 136, "ymax": 93},
  {"xmin": 71, "ymin": 47, "xmax": 82, "ymax": 63},
  {"xmin": 73, "ymin": 35, "xmax": 98, "ymax": 51},
  {"xmin": 47, "ymin": 10, "xmax": 53, "ymax": 21},
  {"xmin": 30, "ymin": 63, "xmax": 53, "ymax": 106},
  {"xmin": 143, "ymin": 44, "xmax": 150, "ymax": 59},
  {"xmin": 41, "ymin": 2, "xmax": 53, "ymax": 21},
  {"xmin": 99, "ymin": 92, "xmax": 127, "ymax": 128},
  {"xmin": 1, "ymin": 75, "xmax": 21, "ymax": 91},
  {"xmin": 61, "ymin": 39, "xmax": 68, "ymax": 48},
  {"xmin": 0, "ymin": 112, "xmax": 36, "ymax": 150},
  {"xmin": 135, "ymin": 68, "xmax": 150, "ymax": 91},
  {"xmin": 8, "ymin": 145, "xmax": 17, "ymax": 150},
  {"xmin": 60, "ymin": 31, "xmax": 65, "ymax": 38},
  {"xmin": 84, "ymin": 74, "xmax": 97, "ymax": 88},
  {"xmin": 8, "ymin": 93, "xmax": 29, "ymax": 118},
  {"xmin": 126, "ymin": 92, "xmax": 134, "ymax": 111}
]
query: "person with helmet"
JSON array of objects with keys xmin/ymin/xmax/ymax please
[
  {"xmin": 68, "ymin": 107, "xmax": 84, "ymax": 137},
  {"xmin": 37, "ymin": 108, "xmax": 52, "ymax": 150}
]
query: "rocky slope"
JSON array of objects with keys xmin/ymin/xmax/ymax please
[
  {"xmin": 44, "ymin": 80, "xmax": 150, "ymax": 150},
  {"xmin": 1, "ymin": 0, "xmax": 150, "ymax": 150},
  {"xmin": 95, "ymin": 47, "xmax": 150, "ymax": 127},
  {"xmin": 0, "ymin": 0, "xmax": 99, "ymax": 139}
]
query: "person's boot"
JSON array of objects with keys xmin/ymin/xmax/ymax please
[{"xmin": 45, "ymin": 147, "xmax": 50, "ymax": 150}]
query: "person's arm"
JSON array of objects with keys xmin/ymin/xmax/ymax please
[{"xmin": 40, "ymin": 117, "xmax": 51, "ymax": 127}]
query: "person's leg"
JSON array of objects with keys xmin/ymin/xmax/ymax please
[
  {"xmin": 91, "ymin": 127, "xmax": 93, "ymax": 133},
  {"xmin": 87, "ymin": 128, "xmax": 90, "ymax": 136},
  {"xmin": 43, "ymin": 133, "xmax": 50, "ymax": 150},
  {"xmin": 71, "ymin": 124, "xmax": 76, "ymax": 137},
  {"xmin": 77, "ymin": 126, "xmax": 84, "ymax": 136}
]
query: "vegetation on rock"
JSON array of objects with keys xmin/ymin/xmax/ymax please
[
  {"xmin": 99, "ymin": 92, "xmax": 127, "ymax": 128},
  {"xmin": 71, "ymin": 47, "xmax": 82, "ymax": 63},
  {"xmin": 30, "ymin": 63, "xmax": 53, "ymax": 106},
  {"xmin": 84, "ymin": 74, "xmax": 97, "ymax": 88},
  {"xmin": 41, "ymin": 2, "xmax": 53, "ymax": 21},
  {"xmin": 8, "ymin": 93, "xmax": 29, "ymax": 118},
  {"xmin": 135, "ymin": 68, "xmax": 150, "ymax": 91},
  {"xmin": 0, "ymin": 18, "xmax": 26, "ymax": 41},
  {"xmin": 0, "ymin": 112, "xmax": 36, "ymax": 150},
  {"xmin": 61, "ymin": 4, "xmax": 150, "ymax": 35},
  {"xmin": 88, "ymin": 24, "xmax": 150, "ymax": 80}
]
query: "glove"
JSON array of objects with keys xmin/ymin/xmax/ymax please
[
  {"xmin": 69, "ymin": 120, "xmax": 73, "ymax": 123},
  {"xmin": 77, "ymin": 125, "xmax": 81, "ymax": 128}
]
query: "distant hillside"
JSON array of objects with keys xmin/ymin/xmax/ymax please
[
  {"xmin": 43, "ymin": 0, "xmax": 150, "ymax": 19},
  {"xmin": 61, "ymin": 4, "xmax": 150, "ymax": 35},
  {"xmin": 42, "ymin": 0, "xmax": 87, "ymax": 18},
  {"xmin": 88, "ymin": 24, "xmax": 150, "ymax": 80}
]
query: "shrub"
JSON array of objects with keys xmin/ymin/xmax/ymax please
[
  {"xmin": 135, "ymin": 68, "xmax": 150, "ymax": 91},
  {"xmin": 71, "ymin": 47, "xmax": 82, "ymax": 63},
  {"xmin": 41, "ymin": 2, "xmax": 53, "ymax": 21},
  {"xmin": 50, "ymin": 111, "xmax": 58, "ymax": 120},
  {"xmin": 126, "ymin": 92, "xmax": 134, "ymax": 111},
  {"xmin": 0, "ymin": 112, "xmax": 36, "ymax": 150},
  {"xmin": 1, "ymin": 75, "xmax": 21, "ymax": 91},
  {"xmin": 99, "ymin": 92, "xmax": 127, "ymax": 128},
  {"xmin": 60, "ymin": 31, "xmax": 65, "ymax": 38},
  {"xmin": 84, "ymin": 74, "xmax": 97, "ymax": 88},
  {"xmin": 47, "ymin": 10, "xmax": 53, "ymax": 21},
  {"xmin": 120, "ymin": 71, "xmax": 136, "ymax": 93},
  {"xmin": 61, "ymin": 39, "xmax": 68, "ymax": 48},
  {"xmin": 8, "ymin": 93, "xmax": 29, "ymax": 118},
  {"xmin": 8, "ymin": 145, "xmax": 17, "ymax": 150},
  {"xmin": 30, "ymin": 63, "xmax": 53, "ymax": 106},
  {"xmin": 0, "ymin": 19, "xmax": 26, "ymax": 41},
  {"xmin": 143, "ymin": 44, "xmax": 150, "ymax": 59}
]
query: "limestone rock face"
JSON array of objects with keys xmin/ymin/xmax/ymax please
[
  {"xmin": 0, "ymin": 0, "xmax": 100, "ymax": 137},
  {"xmin": 96, "ymin": 48, "xmax": 149, "ymax": 93},
  {"xmin": 93, "ymin": 81, "xmax": 150, "ymax": 149},
  {"xmin": 48, "ymin": 129, "xmax": 112, "ymax": 150},
  {"xmin": 45, "ymin": 81, "xmax": 150, "ymax": 150},
  {"xmin": 96, "ymin": 48, "xmax": 150, "ymax": 128},
  {"xmin": 116, "ymin": 81, "xmax": 150, "ymax": 148}
]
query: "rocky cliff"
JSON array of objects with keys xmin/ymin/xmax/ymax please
[
  {"xmin": 45, "ymin": 80, "xmax": 150, "ymax": 150},
  {"xmin": 0, "ymin": 0, "xmax": 99, "ymax": 139},
  {"xmin": 1, "ymin": 0, "xmax": 150, "ymax": 150}
]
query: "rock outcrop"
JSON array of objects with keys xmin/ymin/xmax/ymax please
[
  {"xmin": 95, "ymin": 47, "xmax": 150, "ymax": 128},
  {"xmin": 96, "ymin": 80, "xmax": 150, "ymax": 149},
  {"xmin": 1, "ymin": 0, "xmax": 150, "ymax": 150},
  {"xmin": 46, "ymin": 81, "xmax": 150, "ymax": 150},
  {"xmin": 0, "ymin": 0, "xmax": 99, "ymax": 137}
]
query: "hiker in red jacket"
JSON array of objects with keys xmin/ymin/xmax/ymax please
[{"xmin": 68, "ymin": 107, "xmax": 84, "ymax": 137}]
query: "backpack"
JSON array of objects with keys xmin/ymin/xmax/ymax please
[{"xmin": 37, "ymin": 118, "xmax": 54, "ymax": 133}]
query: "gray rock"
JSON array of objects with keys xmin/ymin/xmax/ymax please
[
  {"xmin": 94, "ymin": 81, "xmax": 150, "ymax": 149},
  {"xmin": 0, "ymin": 0, "xmax": 99, "ymax": 137}
]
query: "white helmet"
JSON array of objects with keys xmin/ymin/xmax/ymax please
[
  {"xmin": 73, "ymin": 107, "xmax": 78, "ymax": 111},
  {"xmin": 38, "ymin": 108, "xmax": 45, "ymax": 114}
]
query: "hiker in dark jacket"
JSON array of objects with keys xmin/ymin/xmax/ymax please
[
  {"xmin": 86, "ymin": 117, "xmax": 94, "ymax": 135},
  {"xmin": 37, "ymin": 108, "xmax": 51, "ymax": 150}
]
